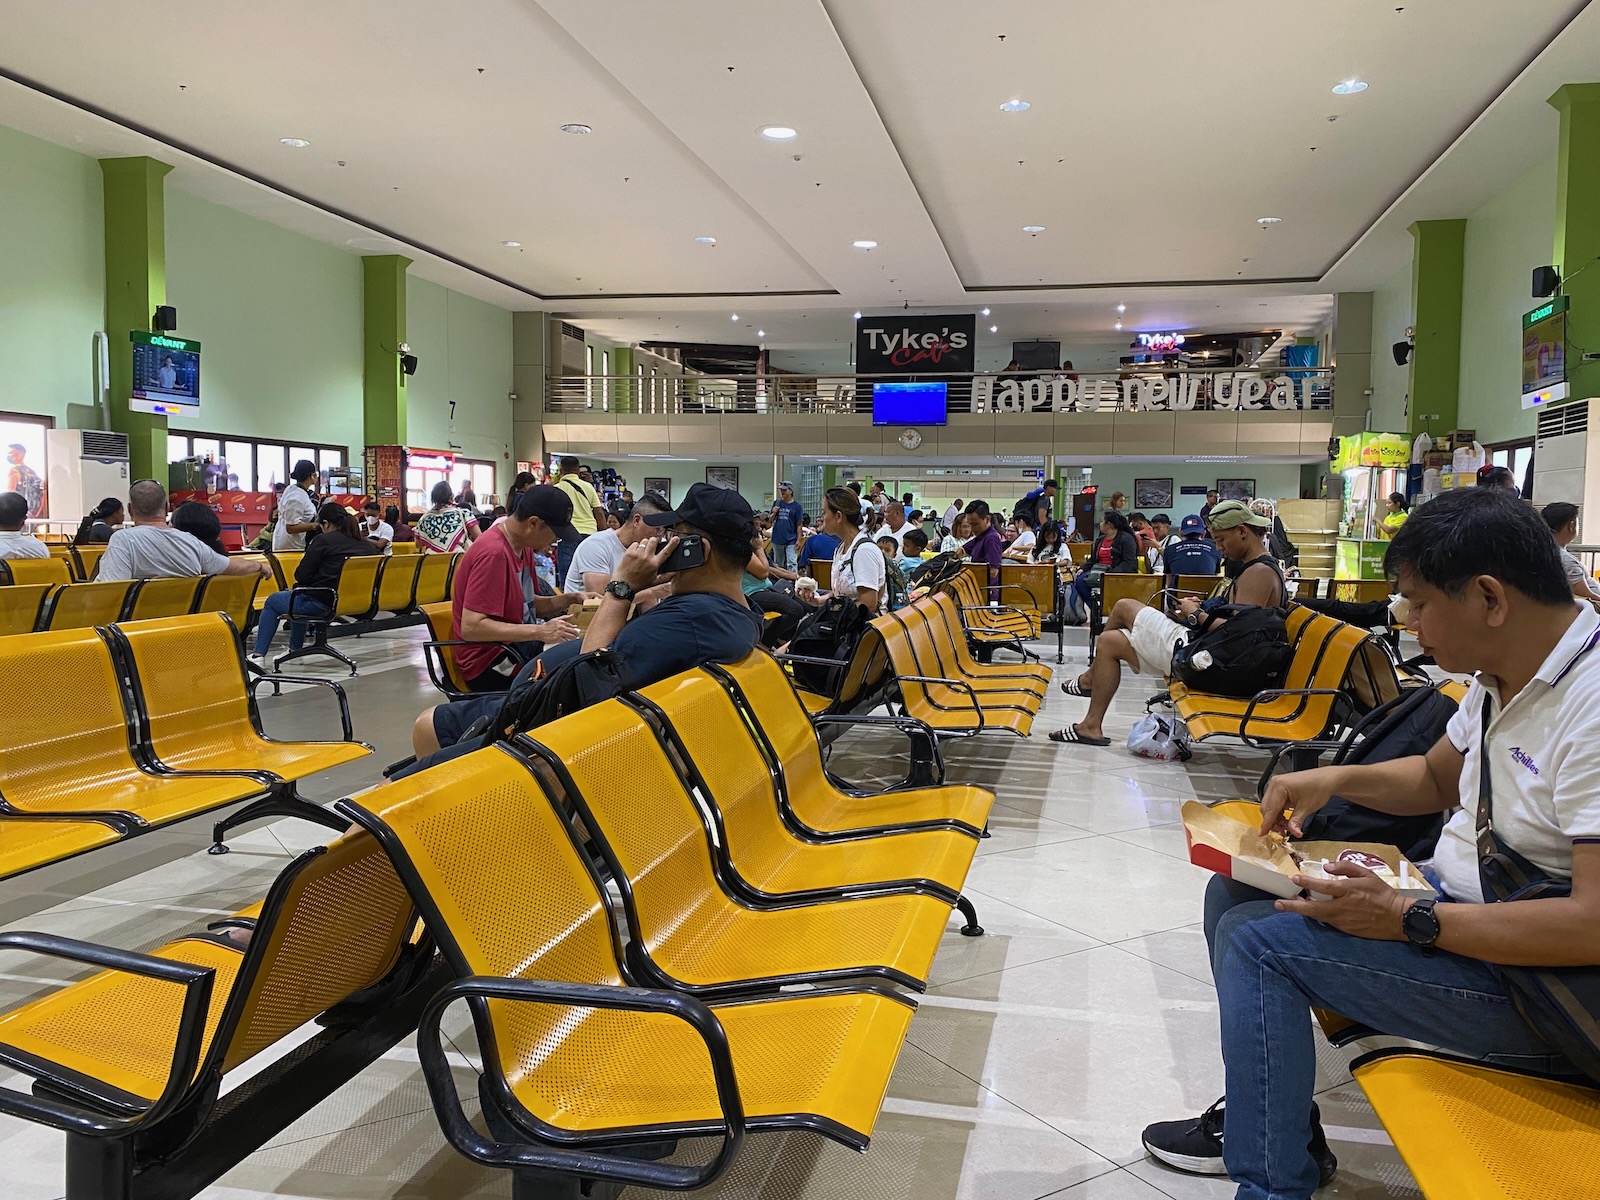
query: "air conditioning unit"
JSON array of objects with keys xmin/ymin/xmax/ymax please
[
  {"xmin": 46, "ymin": 429, "xmax": 130, "ymax": 523},
  {"xmin": 1532, "ymin": 399, "xmax": 1600, "ymax": 535},
  {"xmin": 548, "ymin": 319, "xmax": 587, "ymax": 375}
]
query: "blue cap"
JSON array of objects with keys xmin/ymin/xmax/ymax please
[{"xmin": 1180, "ymin": 514, "xmax": 1206, "ymax": 536}]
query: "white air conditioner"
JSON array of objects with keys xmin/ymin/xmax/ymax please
[
  {"xmin": 548, "ymin": 319, "xmax": 587, "ymax": 374},
  {"xmin": 46, "ymin": 429, "xmax": 130, "ymax": 523}
]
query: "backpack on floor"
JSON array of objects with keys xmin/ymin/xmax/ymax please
[{"xmin": 1169, "ymin": 604, "xmax": 1292, "ymax": 698}]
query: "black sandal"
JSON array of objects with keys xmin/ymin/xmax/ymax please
[{"xmin": 1048, "ymin": 724, "xmax": 1111, "ymax": 746}]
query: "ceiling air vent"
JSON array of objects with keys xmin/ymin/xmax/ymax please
[
  {"xmin": 79, "ymin": 430, "xmax": 130, "ymax": 460},
  {"xmin": 1537, "ymin": 401, "xmax": 1588, "ymax": 440}
]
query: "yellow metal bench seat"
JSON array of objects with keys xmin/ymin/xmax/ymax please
[
  {"xmin": 879, "ymin": 610, "xmax": 1047, "ymax": 704},
  {"xmin": 632, "ymin": 671, "xmax": 980, "ymax": 901},
  {"xmin": 524, "ymin": 702, "xmax": 953, "ymax": 994},
  {"xmin": 925, "ymin": 594, "xmax": 1052, "ymax": 688},
  {"xmin": 114, "ymin": 614, "xmax": 371, "ymax": 781},
  {"xmin": 1351, "ymin": 1048, "xmax": 1600, "ymax": 1200},
  {"xmin": 0, "ymin": 831, "xmax": 416, "ymax": 1122},
  {"xmin": 343, "ymin": 744, "xmax": 915, "ymax": 1178},
  {"xmin": 795, "ymin": 688, "xmax": 831, "ymax": 715},
  {"xmin": 710, "ymin": 654, "xmax": 996, "ymax": 836},
  {"xmin": 869, "ymin": 622, "xmax": 1038, "ymax": 738},
  {"xmin": 0, "ymin": 817, "xmax": 124, "ymax": 879}
]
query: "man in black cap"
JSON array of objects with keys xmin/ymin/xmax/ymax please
[
  {"xmin": 446, "ymin": 483, "xmax": 593, "ymax": 693},
  {"xmin": 1014, "ymin": 477, "xmax": 1059, "ymax": 528},
  {"xmin": 412, "ymin": 481, "xmax": 762, "ymax": 758}
]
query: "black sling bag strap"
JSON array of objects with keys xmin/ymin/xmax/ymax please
[{"xmin": 1475, "ymin": 682, "xmax": 1600, "ymax": 1083}]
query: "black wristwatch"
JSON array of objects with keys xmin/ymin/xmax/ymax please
[
  {"xmin": 1401, "ymin": 897, "xmax": 1441, "ymax": 955},
  {"xmin": 604, "ymin": 580, "xmax": 635, "ymax": 603}
]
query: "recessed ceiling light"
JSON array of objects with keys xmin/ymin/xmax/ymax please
[
  {"xmin": 1257, "ymin": 216, "xmax": 1283, "ymax": 226},
  {"xmin": 980, "ymin": 307, "xmax": 991, "ymax": 317},
  {"xmin": 1331, "ymin": 79, "xmax": 1368, "ymax": 95},
  {"xmin": 279, "ymin": 137, "xmax": 311, "ymax": 148},
  {"xmin": 999, "ymin": 99, "xmax": 1031, "ymax": 113},
  {"xmin": 852, "ymin": 240, "xmax": 878, "ymax": 250},
  {"xmin": 760, "ymin": 125, "xmax": 798, "ymax": 140},
  {"xmin": 730, "ymin": 313, "xmax": 739, "ymax": 321},
  {"xmin": 1116, "ymin": 303, "xmax": 1127, "ymax": 314},
  {"xmin": 989, "ymin": 325, "xmax": 998, "ymax": 333},
  {"xmin": 1022, "ymin": 225, "xmax": 1046, "ymax": 233},
  {"xmin": 757, "ymin": 329, "xmax": 766, "ymax": 337},
  {"xmin": 853, "ymin": 311, "xmax": 862, "ymax": 319},
  {"xmin": 498, "ymin": 240, "xmax": 521, "ymax": 248},
  {"xmin": 559, "ymin": 123, "xmax": 593, "ymax": 135},
  {"xmin": 1115, "ymin": 321, "xmax": 1123, "ymax": 330},
  {"xmin": 693, "ymin": 235, "xmax": 716, "ymax": 245}
]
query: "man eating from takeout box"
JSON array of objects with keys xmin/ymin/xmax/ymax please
[{"xmin": 1139, "ymin": 487, "xmax": 1600, "ymax": 1200}]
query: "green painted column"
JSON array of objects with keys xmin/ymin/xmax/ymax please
[
  {"xmin": 1550, "ymin": 84, "xmax": 1600, "ymax": 404},
  {"xmin": 612, "ymin": 345, "xmax": 635, "ymax": 413},
  {"xmin": 100, "ymin": 156, "xmax": 173, "ymax": 480},
  {"xmin": 1406, "ymin": 219, "xmax": 1466, "ymax": 436},
  {"xmin": 362, "ymin": 255, "xmax": 412, "ymax": 446}
]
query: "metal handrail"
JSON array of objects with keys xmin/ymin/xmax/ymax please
[{"xmin": 544, "ymin": 365, "xmax": 1336, "ymax": 417}]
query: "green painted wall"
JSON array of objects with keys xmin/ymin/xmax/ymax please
[
  {"xmin": 0, "ymin": 124, "xmax": 105, "ymax": 426},
  {"xmin": 164, "ymin": 186, "xmax": 364, "ymax": 450},
  {"xmin": 406, "ymin": 278, "xmax": 514, "ymax": 497},
  {"xmin": 1072, "ymin": 463, "xmax": 1308, "ymax": 515},
  {"xmin": 577, "ymin": 457, "xmax": 776, "ymax": 516},
  {"xmin": 1369, "ymin": 260, "xmax": 1414, "ymax": 432},
  {"xmin": 1458, "ymin": 154, "xmax": 1557, "ymax": 445}
]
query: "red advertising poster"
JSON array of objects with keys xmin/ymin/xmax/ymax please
[
  {"xmin": 170, "ymin": 490, "xmax": 275, "ymax": 522},
  {"xmin": 365, "ymin": 444, "xmax": 405, "ymax": 502}
]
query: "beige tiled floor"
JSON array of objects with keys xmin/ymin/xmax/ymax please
[{"xmin": 0, "ymin": 627, "xmax": 1423, "ymax": 1199}]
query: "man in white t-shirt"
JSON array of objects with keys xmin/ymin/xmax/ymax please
[
  {"xmin": 360, "ymin": 500, "xmax": 394, "ymax": 554},
  {"xmin": 1141, "ymin": 488, "xmax": 1600, "ymax": 1198},
  {"xmin": 562, "ymin": 491, "xmax": 671, "ymax": 599},
  {"xmin": 273, "ymin": 460, "xmax": 319, "ymax": 551},
  {"xmin": 1003, "ymin": 512, "xmax": 1038, "ymax": 561},
  {"xmin": 0, "ymin": 491, "xmax": 49, "ymax": 559},
  {"xmin": 100, "ymin": 480, "xmax": 270, "ymax": 582},
  {"xmin": 880, "ymin": 502, "xmax": 909, "ymax": 553}
]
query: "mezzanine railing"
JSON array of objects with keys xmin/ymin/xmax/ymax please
[{"xmin": 545, "ymin": 366, "xmax": 1335, "ymax": 417}]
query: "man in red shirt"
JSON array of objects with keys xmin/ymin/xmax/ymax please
[{"xmin": 452, "ymin": 485, "xmax": 592, "ymax": 691}]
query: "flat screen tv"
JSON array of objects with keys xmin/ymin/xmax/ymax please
[
  {"xmin": 1522, "ymin": 296, "xmax": 1567, "ymax": 405},
  {"xmin": 871, "ymin": 380, "xmax": 948, "ymax": 426},
  {"xmin": 130, "ymin": 330, "xmax": 201, "ymax": 417}
]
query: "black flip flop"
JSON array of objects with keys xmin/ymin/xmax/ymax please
[
  {"xmin": 1059, "ymin": 678, "xmax": 1091, "ymax": 698},
  {"xmin": 1048, "ymin": 724, "xmax": 1112, "ymax": 746}
]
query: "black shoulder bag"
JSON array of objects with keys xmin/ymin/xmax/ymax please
[{"xmin": 1476, "ymin": 697, "xmax": 1600, "ymax": 1084}]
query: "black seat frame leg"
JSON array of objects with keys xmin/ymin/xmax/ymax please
[
  {"xmin": 956, "ymin": 893, "xmax": 983, "ymax": 937},
  {"xmin": 208, "ymin": 783, "xmax": 348, "ymax": 854}
]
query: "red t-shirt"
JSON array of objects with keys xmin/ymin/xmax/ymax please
[
  {"xmin": 1095, "ymin": 539, "xmax": 1114, "ymax": 566},
  {"xmin": 452, "ymin": 524, "xmax": 534, "ymax": 681}
]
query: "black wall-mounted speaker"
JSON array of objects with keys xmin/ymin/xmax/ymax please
[
  {"xmin": 1533, "ymin": 265, "xmax": 1561, "ymax": 298},
  {"xmin": 399, "ymin": 354, "xmax": 419, "ymax": 376},
  {"xmin": 1392, "ymin": 341, "xmax": 1413, "ymax": 367},
  {"xmin": 152, "ymin": 305, "xmax": 178, "ymax": 331}
]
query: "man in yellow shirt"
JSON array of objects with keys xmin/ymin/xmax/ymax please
[{"xmin": 552, "ymin": 455, "xmax": 606, "ymax": 585}]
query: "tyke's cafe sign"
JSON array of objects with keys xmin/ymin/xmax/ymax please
[{"xmin": 972, "ymin": 372, "xmax": 1326, "ymax": 413}]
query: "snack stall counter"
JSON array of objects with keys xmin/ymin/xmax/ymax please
[{"xmin": 1332, "ymin": 432, "xmax": 1411, "ymax": 580}]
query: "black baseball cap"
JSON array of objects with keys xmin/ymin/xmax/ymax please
[
  {"xmin": 643, "ymin": 481, "xmax": 756, "ymax": 540},
  {"xmin": 513, "ymin": 484, "xmax": 579, "ymax": 540}
]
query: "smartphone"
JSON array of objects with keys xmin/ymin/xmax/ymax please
[{"xmin": 664, "ymin": 533, "xmax": 706, "ymax": 572}]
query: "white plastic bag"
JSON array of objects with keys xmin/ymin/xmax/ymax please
[{"xmin": 1127, "ymin": 713, "xmax": 1192, "ymax": 762}]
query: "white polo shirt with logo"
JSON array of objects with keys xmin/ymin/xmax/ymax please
[{"xmin": 1434, "ymin": 602, "xmax": 1600, "ymax": 902}]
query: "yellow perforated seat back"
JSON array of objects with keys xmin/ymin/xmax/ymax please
[
  {"xmin": 414, "ymin": 553, "xmax": 453, "ymax": 606},
  {"xmin": 125, "ymin": 575, "xmax": 202, "ymax": 622},
  {"xmin": 70, "ymin": 545, "xmax": 105, "ymax": 581},
  {"xmin": 421, "ymin": 602, "xmax": 472, "ymax": 693},
  {"xmin": 195, "ymin": 573, "xmax": 260, "ymax": 628},
  {"xmin": 0, "ymin": 583, "xmax": 53, "ymax": 636},
  {"xmin": 333, "ymin": 554, "xmax": 384, "ymax": 618},
  {"xmin": 5, "ymin": 557, "xmax": 71, "ymax": 587},
  {"xmin": 376, "ymin": 554, "xmax": 422, "ymax": 612},
  {"xmin": 42, "ymin": 581, "xmax": 130, "ymax": 631}
]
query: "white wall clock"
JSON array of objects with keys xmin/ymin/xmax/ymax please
[{"xmin": 898, "ymin": 427, "xmax": 923, "ymax": 450}]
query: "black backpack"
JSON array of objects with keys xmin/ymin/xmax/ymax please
[
  {"xmin": 908, "ymin": 551, "xmax": 965, "ymax": 592},
  {"xmin": 785, "ymin": 596, "xmax": 874, "ymax": 695},
  {"xmin": 1296, "ymin": 682, "xmax": 1459, "ymax": 860},
  {"xmin": 1170, "ymin": 603, "xmax": 1292, "ymax": 698}
]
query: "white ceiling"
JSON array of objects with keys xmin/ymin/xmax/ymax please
[{"xmin": 1, "ymin": 0, "xmax": 1593, "ymax": 364}]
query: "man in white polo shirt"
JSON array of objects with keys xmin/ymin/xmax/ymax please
[{"xmin": 1135, "ymin": 488, "xmax": 1600, "ymax": 1200}]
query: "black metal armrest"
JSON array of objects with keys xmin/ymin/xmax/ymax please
[
  {"xmin": 249, "ymin": 673, "xmax": 355, "ymax": 741},
  {"xmin": 813, "ymin": 713, "xmax": 946, "ymax": 785},
  {"xmin": 1237, "ymin": 688, "xmax": 1354, "ymax": 747},
  {"xmin": 417, "ymin": 977, "xmax": 745, "ymax": 1190},
  {"xmin": 894, "ymin": 672, "xmax": 985, "ymax": 728},
  {"xmin": 287, "ymin": 585, "xmax": 337, "ymax": 620},
  {"xmin": 773, "ymin": 651, "xmax": 850, "ymax": 668},
  {"xmin": 0, "ymin": 931, "xmax": 215, "ymax": 1136}
]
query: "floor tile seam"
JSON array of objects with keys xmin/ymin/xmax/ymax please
[
  {"xmin": 959, "ymin": 884, "xmax": 1116, "ymax": 939},
  {"xmin": 983, "ymin": 798, "xmax": 1100, "ymax": 830},
  {"xmin": 1101, "ymin": 938, "xmax": 1216, "ymax": 988},
  {"xmin": 1030, "ymin": 1163, "xmax": 1149, "ymax": 1200},
  {"xmin": 922, "ymin": 942, "xmax": 1101, "ymax": 991},
  {"xmin": 255, "ymin": 1098, "xmax": 442, "ymax": 1152}
]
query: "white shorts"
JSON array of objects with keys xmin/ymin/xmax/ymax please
[{"xmin": 1127, "ymin": 606, "xmax": 1188, "ymax": 677}]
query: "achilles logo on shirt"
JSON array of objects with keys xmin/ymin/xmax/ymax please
[{"xmin": 1510, "ymin": 746, "xmax": 1540, "ymax": 775}]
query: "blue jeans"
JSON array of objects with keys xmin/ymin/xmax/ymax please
[
  {"xmin": 771, "ymin": 541, "xmax": 797, "ymax": 571},
  {"xmin": 254, "ymin": 590, "xmax": 330, "ymax": 655},
  {"xmin": 554, "ymin": 534, "xmax": 587, "ymax": 591},
  {"xmin": 1210, "ymin": 877, "xmax": 1568, "ymax": 1200}
]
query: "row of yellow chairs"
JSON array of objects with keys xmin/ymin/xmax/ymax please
[
  {"xmin": 0, "ymin": 573, "xmax": 262, "ymax": 637},
  {"xmin": 0, "ymin": 612, "xmax": 368, "ymax": 880},
  {"xmin": 0, "ymin": 650, "xmax": 993, "ymax": 1198}
]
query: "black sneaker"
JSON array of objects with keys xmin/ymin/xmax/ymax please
[{"xmin": 1141, "ymin": 1098, "xmax": 1337, "ymax": 1186}]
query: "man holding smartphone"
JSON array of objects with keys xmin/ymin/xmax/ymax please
[{"xmin": 410, "ymin": 482, "xmax": 762, "ymax": 758}]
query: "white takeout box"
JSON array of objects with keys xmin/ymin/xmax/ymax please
[{"xmin": 1181, "ymin": 801, "xmax": 1436, "ymax": 900}]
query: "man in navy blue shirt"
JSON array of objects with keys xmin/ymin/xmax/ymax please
[
  {"xmin": 769, "ymin": 480, "xmax": 804, "ymax": 571},
  {"xmin": 1163, "ymin": 514, "xmax": 1223, "ymax": 591},
  {"xmin": 799, "ymin": 526, "xmax": 840, "ymax": 574}
]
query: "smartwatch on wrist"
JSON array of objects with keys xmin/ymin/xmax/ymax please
[
  {"xmin": 604, "ymin": 579, "xmax": 635, "ymax": 603},
  {"xmin": 1402, "ymin": 897, "xmax": 1441, "ymax": 955}
]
